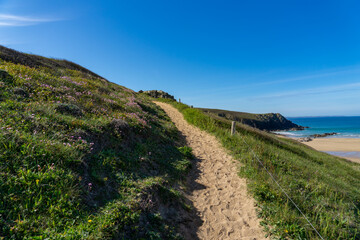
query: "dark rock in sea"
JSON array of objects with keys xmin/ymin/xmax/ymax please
[
  {"xmin": 310, "ymin": 132, "xmax": 338, "ymax": 138},
  {"xmin": 141, "ymin": 90, "xmax": 175, "ymax": 100},
  {"xmin": 297, "ymin": 132, "xmax": 338, "ymax": 143}
]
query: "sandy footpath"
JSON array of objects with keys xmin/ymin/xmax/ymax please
[
  {"xmin": 155, "ymin": 102, "xmax": 266, "ymax": 240},
  {"xmin": 303, "ymin": 138, "xmax": 360, "ymax": 163}
]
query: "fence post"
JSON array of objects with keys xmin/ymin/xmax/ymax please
[
  {"xmin": 179, "ymin": 98, "xmax": 181, "ymax": 103},
  {"xmin": 231, "ymin": 121, "xmax": 236, "ymax": 135}
]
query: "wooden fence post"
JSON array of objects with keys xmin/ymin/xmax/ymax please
[{"xmin": 231, "ymin": 121, "xmax": 236, "ymax": 135}]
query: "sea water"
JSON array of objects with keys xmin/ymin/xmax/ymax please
[
  {"xmin": 275, "ymin": 116, "xmax": 360, "ymax": 159},
  {"xmin": 275, "ymin": 116, "xmax": 360, "ymax": 138}
]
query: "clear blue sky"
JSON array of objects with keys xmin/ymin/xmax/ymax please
[{"xmin": 1, "ymin": 0, "xmax": 360, "ymax": 116}]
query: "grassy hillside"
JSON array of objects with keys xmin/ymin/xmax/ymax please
[
  {"xmin": 156, "ymin": 99, "xmax": 360, "ymax": 240},
  {"xmin": 199, "ymin": 108, "xmax": 305, "ymax": 131},
  {"xmin": 3, "ymin": 44, "xmax": 360, "ymax": 239},
  {"xmin": 0, "ymin": 47, "xmax": 193, "ymax": 239}
]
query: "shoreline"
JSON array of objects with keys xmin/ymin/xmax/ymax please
[
  {"xmin": 304, "ymin": 138, "xmax": 360, "ymax": 164},
  {"xmin": 278, "ymin": 135, "xmax": 360, "ymax": 163},
  {"xmin": 303, "ymin": 138, "xmax": 360, "ymax": 152}
]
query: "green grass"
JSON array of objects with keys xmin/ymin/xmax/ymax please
[
  {"xmin": 2, "ymin": 45, "xmax": 360, "ymax": 239},
  {"xmin": 199, "ymin": 108, "xmax": 259, "ymax": 120},
  {"xmin": 0, "ymin": 58, "xmax": 194, "ymax": 239},
  {"xmin": 156, "ymin": 98, "xmax": 360, "ymax": 240}
]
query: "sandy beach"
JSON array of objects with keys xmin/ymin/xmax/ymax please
[{"xmin": 303, "ymin": 138, "xmax": 360, "ymax": 163}]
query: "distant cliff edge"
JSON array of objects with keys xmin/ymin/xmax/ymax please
[{"xmin": 200, "ymin": 108, "xmax": 307, "ymax": 131}]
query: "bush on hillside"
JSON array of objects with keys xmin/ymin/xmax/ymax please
[{"xmin": 55, "ymin": 103, "xmax": 83, "ymax": 117}]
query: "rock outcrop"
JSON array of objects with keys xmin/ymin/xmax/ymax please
[
  {"xmin": 247, "ymin": 113, "xmax": 306, "ymax": 131},
  {"xmin": 298, "ymin": 132, "xmax": 338, "ymax": 142},
  {"xmin": 202, "ymin": 108, "xmax": 306, "ymax": 131},
  {"xmin": 310, "ymin": 132, "xmax": 338, "ymax": 138},
  {"xmin": 298, "ymin": 137, "xmax": 313, "ymax": 142},
  {"xmin": 140, "ymin": 90, "xmax": 175, "ymax": 100}
]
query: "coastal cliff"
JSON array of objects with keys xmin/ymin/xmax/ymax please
[{"xmin": 200, "ymin": 108, "xmax": 306, "ymax": 131}]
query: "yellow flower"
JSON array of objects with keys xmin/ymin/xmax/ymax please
[
  {"xmin": 36, "ymin": 179, "xmax": 39, "ymax": 185},
  {"xmin": 103, "ymin": 177, "xmax": 108, "ymax": 181},
  {"xmin": 88, "ymin": 219, "xmax": 92, "ymax": 223},
  {"xmin": 284, "ymin": 229, "xmax": 288, "ymax": 233}
]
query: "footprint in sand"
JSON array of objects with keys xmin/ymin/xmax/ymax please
[{"xmin": 155, "ymin": 102, "xmax": 267, "ymax": 240}]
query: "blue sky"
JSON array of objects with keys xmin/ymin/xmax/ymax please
[{"xmin": 1, "ymin": 0, "xmax": 360, "ymax": 116}]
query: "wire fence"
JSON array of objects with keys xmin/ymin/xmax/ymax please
[{"xmin": 236, "ymin": 130, "xmax": 325, "ymax": 240}]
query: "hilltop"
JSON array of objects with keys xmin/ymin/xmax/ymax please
[
  {"xmin": 0, "ymin": 45, "xmax": 103, "ymax": 80},
  {"xmin": 199, "ymin": 108, "xmax": 306, "ymax": 131}
]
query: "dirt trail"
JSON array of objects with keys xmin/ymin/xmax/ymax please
[{"xmin": 155, "ymin": 102, "xmax": 266, "ymax": 240}]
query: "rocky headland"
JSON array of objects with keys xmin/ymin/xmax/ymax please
[{"xmin": 200, "ymin": 108, "xmax": 307, "ymax": 131}]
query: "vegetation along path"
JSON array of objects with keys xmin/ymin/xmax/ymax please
[{"xmin": 155, "ymin": 102, "xmax": 266, "ymax": 240}]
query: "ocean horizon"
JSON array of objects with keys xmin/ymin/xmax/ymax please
[{"xmin": 275, "ymin": 116, "xmax": 360, "ymax": 138}]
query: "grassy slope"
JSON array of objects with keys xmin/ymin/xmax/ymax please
[
  {"xmin": 156, "ymin": 99, "xmax": 360, "ymax": 240},
  {"xmin": 199, "ymin": 108, "xmax": 258, "ymax": 120},
  {"xmin": 0, "ymin": 53, "xmax": 193, "ymax": 239}
]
